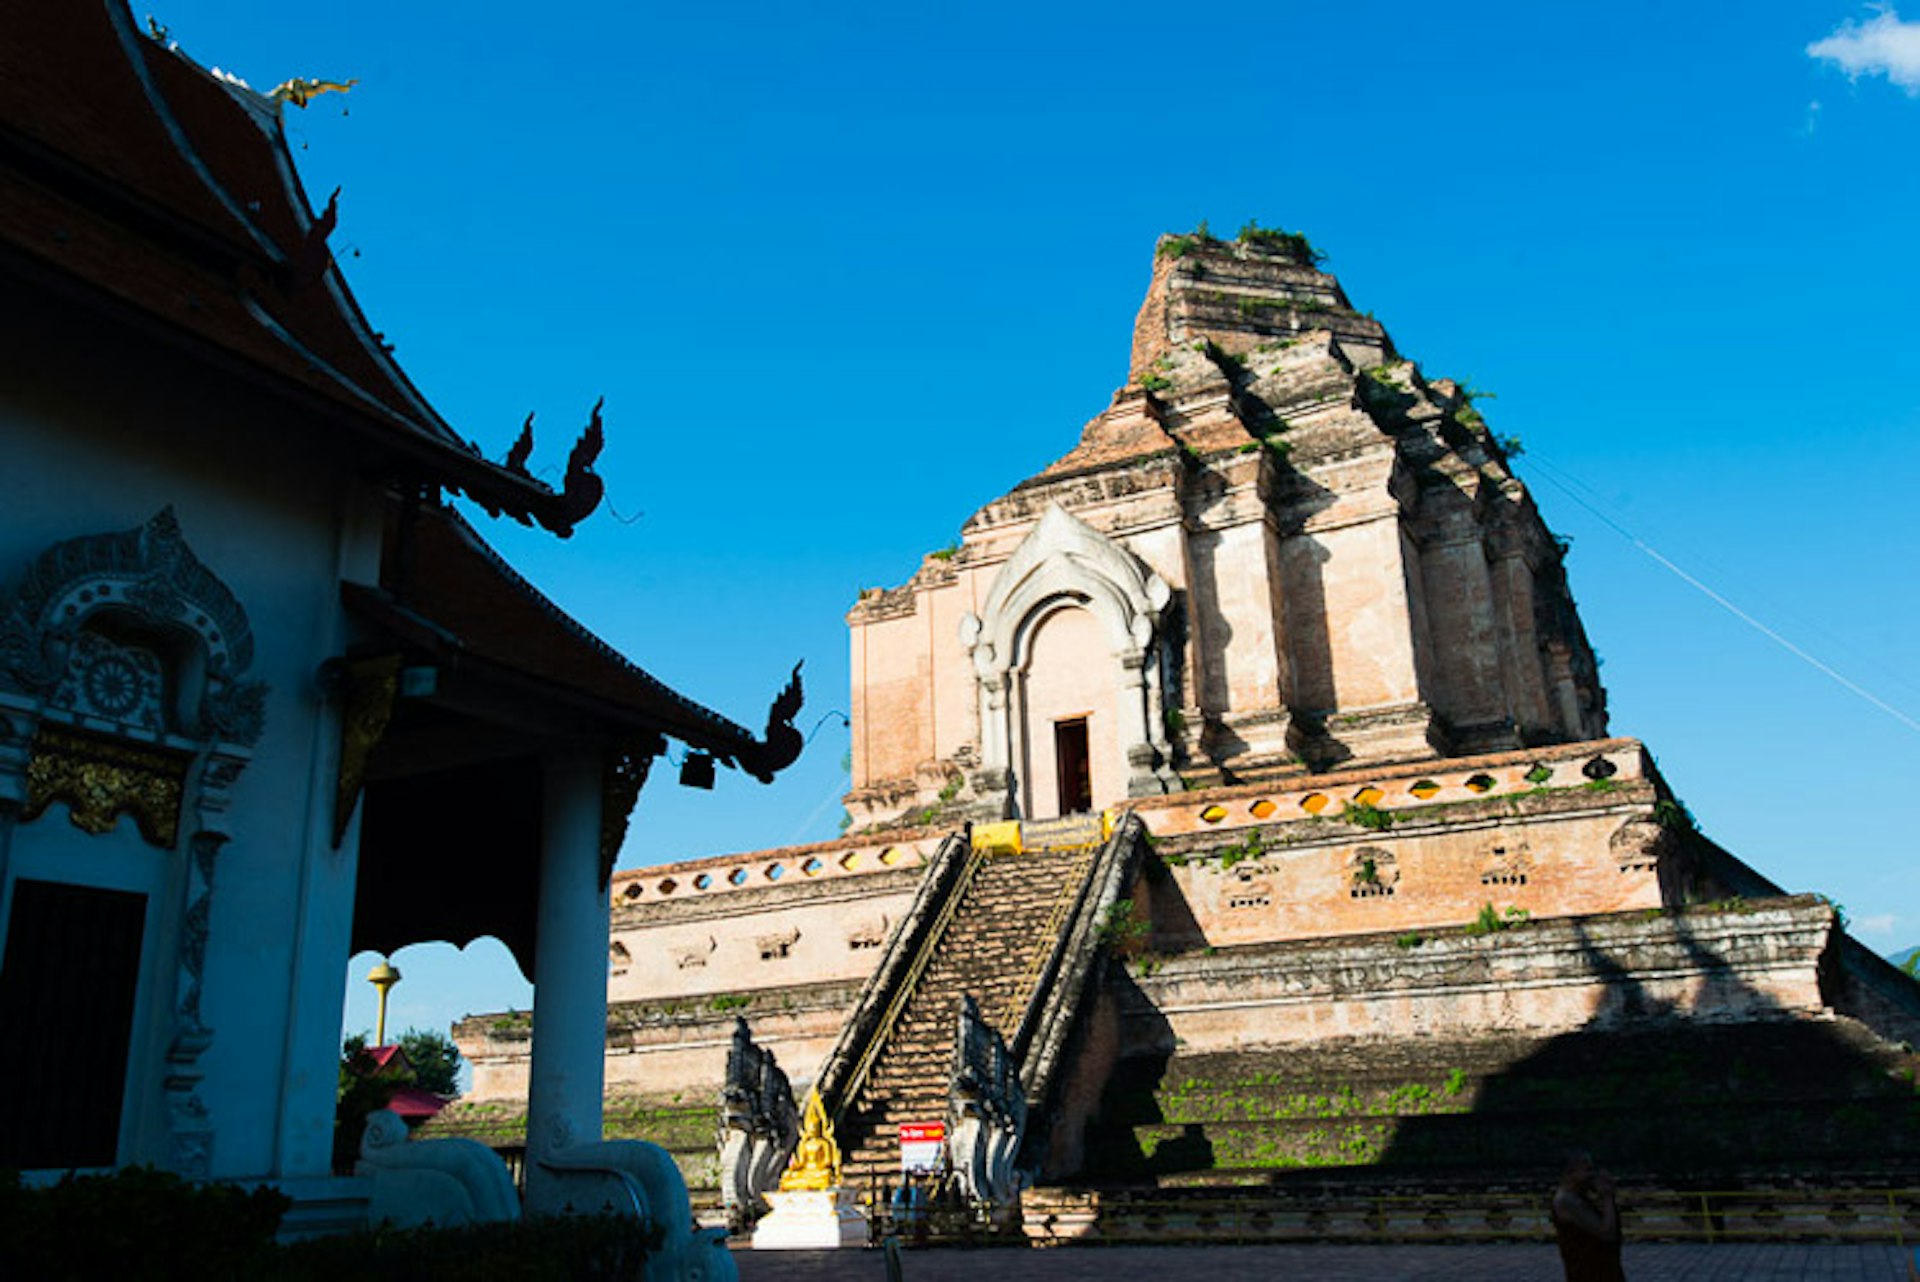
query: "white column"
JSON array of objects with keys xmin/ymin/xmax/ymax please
[{"xmin": 524, "ymin": 750, "xmax": 610, "ymax": 1215}]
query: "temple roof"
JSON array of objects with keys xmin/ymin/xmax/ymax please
[
  {"xmin": 344, "ymin": 502, "xmax": 799, "ymax": 778},
  {"xmin": 0, "ymin": 4, "xmax": 596, "ymax": 534}
]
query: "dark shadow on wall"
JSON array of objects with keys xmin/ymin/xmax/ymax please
[
  {"xmin": 1377, "ymin": 913, "xmax": 1920, "ymax": 1186},
  {"xmin": 1070, "ymin": 905, "xmax": 1920, "ymax": 1192}
]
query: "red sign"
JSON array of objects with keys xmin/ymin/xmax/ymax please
[{"xmin": 898, "ymin": 1121, "xmax": 945, "ymax": 1174}]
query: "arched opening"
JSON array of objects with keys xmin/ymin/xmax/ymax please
[{"xmin": 1016, "ymin": 603, "xmax": 1119, "ymax": 817}]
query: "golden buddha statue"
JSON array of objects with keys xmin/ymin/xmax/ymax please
[{"xmin": 778, "ymin": 1090, "xmax": 841, "ymax": 1192}]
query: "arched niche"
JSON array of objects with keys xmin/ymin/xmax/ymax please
[{"xmin": 960, "ymin": 504, "xmax": 1175, "ymax": 815}]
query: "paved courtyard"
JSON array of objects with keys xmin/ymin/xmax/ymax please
[{"xmin": 736, "ymin": 1241, "xmax": 1920, "ymax": 1280}]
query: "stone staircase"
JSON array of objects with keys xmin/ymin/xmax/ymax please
[{"xmin": 834, "ymin": 845, "xmax": 1095, "ymax": 1188}]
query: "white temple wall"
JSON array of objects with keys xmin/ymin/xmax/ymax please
[
  {"xmin": 1, "ymin": 350, "xmax": 378, "ymax": 1182},
  {"xmin": 607, "ymin": 878, "xmax": 919, "ymax": 1002}
]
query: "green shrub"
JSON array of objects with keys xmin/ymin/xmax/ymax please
[
  {"xmin": 272, "ymin": 1214, "xmax": 663, "ymax": 1281},
  {"xmin": 1097, "ymin": 898, "xmax": 1152, "ymax": 957},
  {"xmin": 1464, "ymin": 902, "xmax": 1529, "ymax": 937},
  {"xmin": 1235, "ymin": 220, "xmax": 1326, "ymax": 265},
  {"xmin": 0, "ymin": 1167, "xmax": 289, "ymax": 1281}
]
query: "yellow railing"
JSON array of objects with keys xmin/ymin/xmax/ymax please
[
  {"xmin": 833, "ymin": 843, "xmax": 987, "ymax": 1125},
  {"xmin": 995, "ymin": 846, "xmax": 1098, "ymax": 1034}
]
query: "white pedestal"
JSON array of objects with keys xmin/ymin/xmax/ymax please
[{"xmin": 751, "ymin": 1186, "xmax": 870, "ymax": 1250}]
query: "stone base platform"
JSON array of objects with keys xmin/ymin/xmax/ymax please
[{"xmin": 752, "ymin": 1187, "xmax": 870, "ymax": 1250}]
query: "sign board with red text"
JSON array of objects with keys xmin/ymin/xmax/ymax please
[{"xmin": 898, "ymin": 1121, "xmax": 945, "ymax": 1174}]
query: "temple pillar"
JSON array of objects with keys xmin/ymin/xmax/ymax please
[
  {"xmin": 524, "ymin": 750, "xmax": 610, "ymax": 1216},
  {"xmin": 1118, "ymin": 652, "xmax": 1170, "ymax": 798}
]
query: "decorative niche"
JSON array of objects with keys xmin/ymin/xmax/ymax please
[{"xmin": 0, "ymin": 509, "xmax": 267, "ymax": 849}]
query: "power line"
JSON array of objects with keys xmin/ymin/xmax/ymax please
[{"xmin": 1522, "ymin": 453, "xmax": 1920, "ymax": 735}]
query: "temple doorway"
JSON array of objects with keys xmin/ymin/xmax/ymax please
[
  {"xmin": 1016, "ymin": 604, "xmax": 1117, "ymax": 818},
  {"xmin": 1054, "ymin": 718, "xmax": 1092, "ymax": 815}
]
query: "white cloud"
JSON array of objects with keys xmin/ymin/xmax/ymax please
[
  {"xmin": 1808, "ymin": 8, "xmax": 1920, "ymax": 94},
  {"xmin": 1854, "ymin": 911, "xmax": 1897, "ymax": 936}
]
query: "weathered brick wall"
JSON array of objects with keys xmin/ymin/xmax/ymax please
[
  {"xmin": 1135, "ymin": 739, "xmax": 1673, "ymax": 948},
  {"xmin": 1121, "ymin": 897, "xmax": 1837, "ymax": 1061}
]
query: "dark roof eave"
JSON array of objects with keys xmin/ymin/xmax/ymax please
[
  {"xmin": 339, "ymin": 581, "xmax": 765, "ymax": 764},
  {"xmin": 1, "ymin": 236, "xmax": 589, "ymax": 534}
]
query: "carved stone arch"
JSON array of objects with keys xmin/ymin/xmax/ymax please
[
  {"xmin": 960, "ymin": 504, "xmax": 1176, "ymax": 812},
  {"xmin": 0, "ymin": 508, "xmax": 267, "ymax": 746}
]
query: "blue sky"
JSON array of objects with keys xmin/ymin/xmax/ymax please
[{"xmin": 145, "ymin": 2, "xmax": 1920, "ymax": 1046}]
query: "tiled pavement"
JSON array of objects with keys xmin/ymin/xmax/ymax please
[{"xmin": 735, "ymin": 1241, "xmax": 1920, "ymax": 1280}]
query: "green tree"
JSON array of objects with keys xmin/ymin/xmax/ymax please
[
  {"xmin": 334, "ymin": 1032, "xmax": 400, "ymax": 1173},
  {"xmin": 397, "ymin": 1027, "xmax": 463, "ymax": 1097}
]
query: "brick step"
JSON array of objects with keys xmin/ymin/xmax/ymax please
[{"xmin": 834, "ymin": 848, "xmax": 1096, "ymax": 1157}]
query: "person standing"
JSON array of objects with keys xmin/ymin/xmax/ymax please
[{"xmin": 1551, "ymin": 1149, "xmax": 1625, "ymax": 1282}]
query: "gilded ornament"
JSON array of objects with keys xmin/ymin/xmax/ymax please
[
  {"xmin": 332, "ymin": 653, "xmax": 400, "ymax": 846},
  {"xmin": 23, "ymin": 723, "xmax": 188, "ymax": 848}
]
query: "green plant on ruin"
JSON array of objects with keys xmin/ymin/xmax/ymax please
[
  {"xmin": 1443, "ymin": 1067, "xmax": 1469, "ymax": 1096},
  {"xmin": 1215, "ymin": 829, "xmax": 1266, "ymax": 870},
  {"xmin": 1157, "ymin": 220, "xmax": 1218, "ymax": 260},
  {"xmin": 1341, "ymin": 800, "xmax": 1394, "ymax": 831},
  {"xmin": 1236, "ymin": 219, "xmax": 1326, "ymax": 265},
  {"xmin": 1096, "ymin": 900, "xmax": 1151, "ymax": 960},
  {"xmin": 928, "ymin": 542, "xmax": 960, "ymax": 562},
  {"xmin": 1653, "ymin": 798, "xmax": 1697, "ymax": 833},
  {"xmin": 1237, "ymin": 294, "xmax": 1328, "ymax": 319},
  {"xmin": 708, "ymin": 993, "xmax": 751, "ymax": 1013},
  {"xmin": 1354, "ymin": 855, "xmax": 1381, "ymax": 886},
  {"xmin": 1464, "ymin": 902, "xmax": 1529, "ymax": 937},
  {"xmin": 937, "ymin": 773, "xmax": 963, "ymax": 804},
  {"xmin": 1164, "ymin": 707, "xmax": 1186, "ymax": 738},
  {"xmin": 1815, "ymin": 893, "xmax": 1851, "ymax": 930},
  {"xmin": 1583, "ymin": 777, "xmax": 1622, "ymax": 794},
  {"xmin": 1444, "ymin": 380, "xmax": 1494, "ymax": 431},
  {"xmin": 1140, "ymin": 372, "xmax": 1173, "ymax": 393},
  {"xmin": 1497, "ymin": 435, "xmax": 1526, "ymax": 457},
  {"xmin": 1394, "ymin": 931, "xmax": 1425, "ymax": 950},
  {"xmin": 489, "ymin": 1010, "xmax": 532, "ymax": 1036}
]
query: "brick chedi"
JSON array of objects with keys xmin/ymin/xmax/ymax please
[
  {"xmin": 443, "ymin": 230, "xmax": 1920, "ymax": 1211},
  {"xmin": 845, "ymin": 228, "xmax": 1603, "ymax": 831}
]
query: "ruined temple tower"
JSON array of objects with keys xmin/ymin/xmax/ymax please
[
  {"xmin": 444, "ymin": 230, "xmax": 1920, "ymax": 1208},
  {"xmin": 845, "ymin": 230, "xmax": 1604, "ymax": 830}
]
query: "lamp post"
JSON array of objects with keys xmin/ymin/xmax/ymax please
[{"xmin": 367, "ymin": 960, "xmax": 401, "ymax": 1047}]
